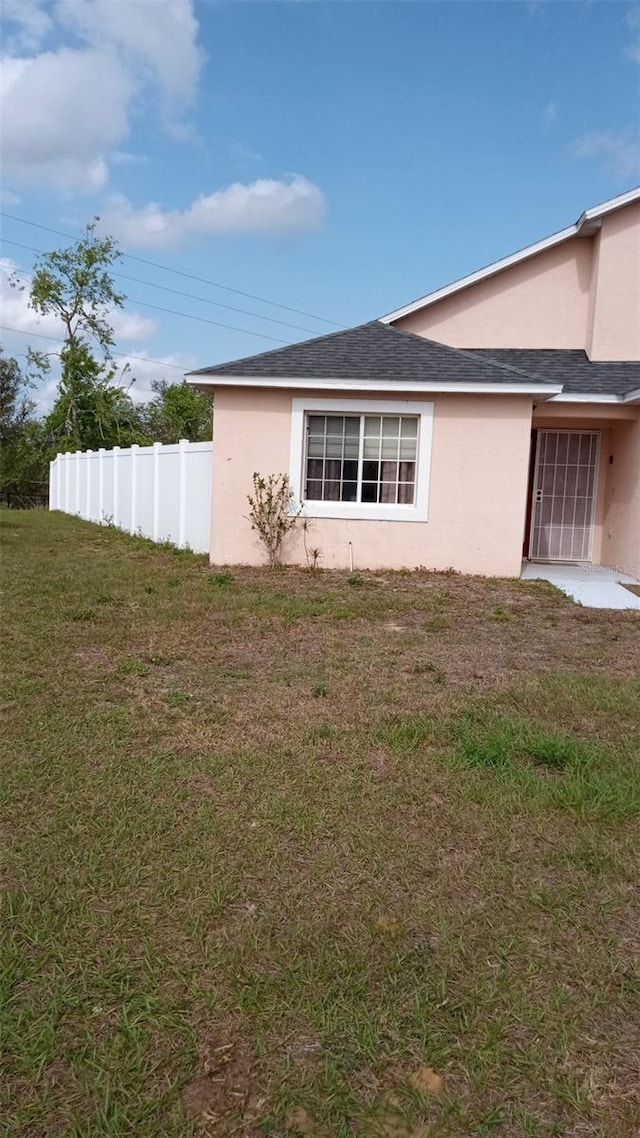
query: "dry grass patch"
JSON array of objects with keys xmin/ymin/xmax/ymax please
[{"xmin": 2, "ymin": 511, "xmax": 639, "ymax": 1137}]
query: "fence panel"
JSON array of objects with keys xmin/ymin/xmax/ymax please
[{"xmin": 49, "ymin": 440, "xmax": 213, "ymax": 554}]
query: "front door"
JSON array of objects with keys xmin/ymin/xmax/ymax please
[{"xmin": 529, "ymin": 430, "xmax": 601, "ymax": 562}]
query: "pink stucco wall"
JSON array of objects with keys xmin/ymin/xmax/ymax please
[
  {"xmin": 396, "ymin": 199, "xmax": 640, "ymax": 362},
  {"xmin": 602, "ymin": 417, "xmax": 640, "ymax": 578},
  {"xmin": 210, "ymin": 387, "xmax": 535, "ymax": 575},
  {"xmin": 587, "ymin": 201, "xmax": 640, "ymax": 361}
]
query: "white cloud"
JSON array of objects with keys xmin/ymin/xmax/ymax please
[
  {"xmin": 572, "ymin": 131, "xmax": 640, "ymax": 181},
  {"xmin": 2, "ymin": 0, "xmax": 53, "ymax": 51},
  {"xmin": 54, "ymin": 0, "xmax": 205, "ymax": 109},
  {"xmin": 0, "ymin": 257, "xmax": 157, "ymax": 350},
  {"xmin": 101, "ymin": 176, "xmax": 327, "ymax": 250},
  {"xmin": 540, "ymin": 100, "xmax": 557, "ymax": 130},
  {"xmin": 0, "ymin": 46, "xmax": 133, "ymax": 190},
  {"xmin": 1, "ymin": 0, "xmax": 204, "ymax": 191}
]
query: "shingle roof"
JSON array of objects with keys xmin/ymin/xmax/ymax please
[
  {"xmin": 189, "ymin": 320, "xmax": 640, "ymax": 397},
  {"xmin": 188, "ymin": 321, "xmax": 549, "ymax": 386},
  {"xmin": 468, "ymin": 349, "xmax": 640, "ymax": 396}
]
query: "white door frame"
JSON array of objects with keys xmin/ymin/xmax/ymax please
[{"xmin": 529, "ymin": 429, "xmax": 601, "ymax": 563}]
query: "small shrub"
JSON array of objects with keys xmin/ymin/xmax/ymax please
[
  {"xmin": 247, "ymin": 473, "xmax": 301, "ymax": 568},
  {"xmin": 312, "ymin": 682, "xmax": 328, "ymax": 698},
  {"xmin": 71, "ymin": 607, "xmax": 97, "ymax": 622},
  {"xmin": 166, "ymin": 690, "xmax": 192, "ymax": 707},
  {"xmin": 491, "ymin": 603, "xmax": 512, "ymax": 622},
  {"xmin": 348, "ymin": 574, "xmax": 364, "ymax": 588},
  {"xmin": 210, "ymin": 572, "xmax": 234, "ymax": 587}
]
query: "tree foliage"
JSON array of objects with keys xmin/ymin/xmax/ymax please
[
  {"xmin": 28, "ymin": 220, "xmax": 124, "ymax": 353},
  {"xmin": 141, "ymin": 379, "xmax": 212, "ymax": 444},
  {"xmin": 3, "ymin": 221, "xmax": 212, "ymax": 505},
  {"xmin": 0, "ymin": 351, "xmax": 48, "ymax": 504}
]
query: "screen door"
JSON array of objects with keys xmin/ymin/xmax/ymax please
[{"xmin": 529, "ymin": 430, "xmax": 601, "ymax": 561}]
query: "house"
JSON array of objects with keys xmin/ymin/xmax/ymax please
[{"xmin": 187, "ymin": 188, "xmax": 640, "ymax": 579}]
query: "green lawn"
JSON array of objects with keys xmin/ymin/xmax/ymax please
[{"xmin": 2, "ymin": 510, "xmax": 639, "ymax": 1138}]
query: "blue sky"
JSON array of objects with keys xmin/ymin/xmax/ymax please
[{"xmin": 1, "ymin": 0, "xmax": 639, "ymax": 405}]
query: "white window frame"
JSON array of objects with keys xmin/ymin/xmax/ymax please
[{"xmin": 289, "ymin": 397, "xmax": 434, "ymax": 521}]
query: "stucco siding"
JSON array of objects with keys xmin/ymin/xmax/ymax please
[
  {"xmin": 397, "ymin": 238, "xmax": 594, "ymax": 349},
  {"xmin": 602, "ymin": 417, "xmax": 640, "ymax": 578},
  {"xmin": 210, "ymin": 387, "xmax": 534, "ymax": 575}
]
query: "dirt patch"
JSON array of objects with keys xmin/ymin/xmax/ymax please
[
  {"xmin": 74, "ymin": 646, "xmax": 113, "ymax": 668},
  {"xmin": 181, "ymin": 1033, "xmax": 261, "ymax": 1135}
]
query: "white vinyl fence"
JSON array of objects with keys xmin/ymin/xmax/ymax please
[{"xmin": 49, "ymin": 441, "xmax": 213, "ymax": 554}]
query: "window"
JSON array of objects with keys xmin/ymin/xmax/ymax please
[
  {"xmin": 305, "ymin": 414, "xmax": 418, "ymax": 504},
  {"xmin": 290, "ymin": 398, "xmax": 434, "ymax": 522}
]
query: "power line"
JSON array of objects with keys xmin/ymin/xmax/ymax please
[
  {"xmin": 0, "ymin": 210, "xmax": 346, "ymax": 328},
  {"xmin": 0, "ymin": 324, "xmax": 188, "ymax": 372},
  {"xmin": 1, "ymin": 236, "xmax": 320, "ymax": 335},
  {"xmin": 5, "ymin": 265, "xmax": 291, "ymax": 345}
]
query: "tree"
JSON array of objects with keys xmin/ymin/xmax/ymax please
[
  {"xmin": 0, "ymin": 349, "xmax": 48, "ymax": 505},
  {"xmin": 141, "ymin": 379, "xmax": 212, "ymax": 444},
  {"xmin": 28, "ymin": 219, "xmax": 124, "ymax": 354},
  {"xmin": 43, "ymin": 342, "xmax": 144, "ymax": 452},
  {"xmin": 18, "ymin": 219, "xmax": 140, "ymax": 452}
]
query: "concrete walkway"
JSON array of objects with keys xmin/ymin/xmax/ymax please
[{"xmin": 521, "ymin": 561, "xmax": 640, "ymax": 611}]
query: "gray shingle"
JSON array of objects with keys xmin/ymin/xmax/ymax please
[
  {"xmin": 468, "ymin": 349, "xmax": 640, "ymax": 396},
  {"xmin": 189, "ymin": 322, "xmax": 543, "ymax": 386},
  {"xmin": 189, "ymin": 321, "xmax": 640, "ymax": 396}
]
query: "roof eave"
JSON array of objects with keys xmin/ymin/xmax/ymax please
[{"xmin": 186, "ymin": 373, "xmax": 562, "ymax": 398}]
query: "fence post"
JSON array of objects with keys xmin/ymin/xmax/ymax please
[
  {"xmin": 130, "ymin": 444, "xmax": 139, "ymax": 536},
  {"xmin": 75, "ymin": 451, "xmax": 82, "ymax": 515},
  {"xmin": 64, "ymin": 452, "xmax": 71, "ymax": 513},
  {"xmin": 178, "ymin": 438, "xmax": 188, "ymax": 548},
  {"xmin": 49, "ymin": 457, "xmax": 56, "ymax": 510},
  {"xmin": 85, "ymin": 450, "xmax": 92, "ymax": 519},
  {"xmin": 152, "ymin": 442, "xmax": 161, "ymax": 541},
  {"xmin": 112, "ymin": 446, "xmax": 121, "ymax": 529},
  {"xmin": 98, "ymin": 448, "xmax": 105, "ymax": 523}
]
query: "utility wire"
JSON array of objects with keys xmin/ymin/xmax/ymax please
[
  {"xmin": 5, "ymin": 265, "xmax": 290, "ymax": 345},
  {"xmin": 0, "ymin": 323, "xmax": 188, "ymax": 372},
  {"xmin": 0, "ymin": 210, "xmax": 346, "ymax": 328},
  {"xmin": 1, "ymin": 237, "xmax": 320, "ymax": 335}
]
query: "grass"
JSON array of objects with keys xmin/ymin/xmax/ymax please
[{"xmin": 2, "ymin": 510, "xmax": 639, "ymax": 1138}]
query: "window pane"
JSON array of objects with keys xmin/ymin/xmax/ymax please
[
  {"xmin": 381, "ymin": 436, "xmax": 400, "ymax": 459},
  {"xmin": 399, "ymin": 437, "xmax": 417, "ymax": 460},
  {"xmin": 381, "ymin": 416, "xmax": 400, "ymax": 437},
  {"xmin": 363, "ymin": 436, "xmax": 381, "ymax": 460},
  {"xmin": 326, "ymin": 436, "xmax": 344, "ymax": 458},
  {"xmin": 307, "ymin": 436, "xmax": 325, "ymax": 457},
  {"xmin": 304, "ymin": 411, "xmax": 420, "ymax": 507}
]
